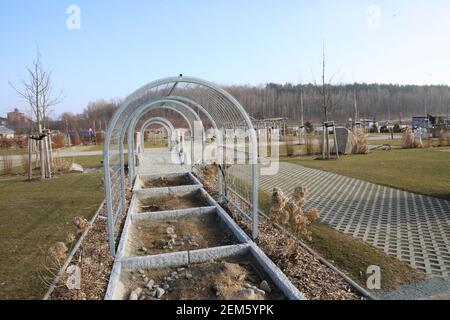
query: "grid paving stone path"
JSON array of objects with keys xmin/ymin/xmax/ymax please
[{"xmin": 257, "ymin": 162, "xmax": 450, "ymax": 278}]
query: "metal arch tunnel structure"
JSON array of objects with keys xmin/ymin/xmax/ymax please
[
  {"xmin": 139, "ymin": 117, "xmax": 176, "ymax": 152},
  {"xmin": 103, "ymin": 76, "xmax": 259, "ymax": 255}
]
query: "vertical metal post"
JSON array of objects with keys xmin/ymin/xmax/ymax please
[
  {"xmin": 333, "ymin": 124, "xmax": 339, "ymax": 159},
  {"xmin": 251, "ymin": 128, "xmax": 259, "ymax": 240},
  {"xmin": 322, "ymin": 124, "xmax": 326, "ymax": 159},
  {"xmin": 128, "ymin": 126, "xmax": 134, "ymax": 184},
  {"xmin": 103, "ymin": 145, "xmax": 116, "ymax": 256},
  {"xmin": 27, "ymin": 138, "xmax": 32, "ymax": 181},
  {"xmin": 191, "ymin": 129, "xmax": 195, "ymax": 166}
]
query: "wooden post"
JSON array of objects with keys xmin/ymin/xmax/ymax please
[
  {"xmin": 28, "ymin": 138, "xmax": 32, "ymax": 181},
  {"xmin": 48, "ymin": 134, "xmax": 54, "ymax": 168},
  {"xmin": 322, "ymin": 124, "xmax": 326, "ymax": 160},
  {"xmin": 333, "ymin": 124, "xmax": 339, "ymax": 160},
  {"xmin": 46, "ymin": 135, "xmax": 52, "ymax": 178}
]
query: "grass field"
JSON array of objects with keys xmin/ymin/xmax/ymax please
[
  {"xmin": 0, "ymin": 173, "xmax": 104, "ymax": 300},
  {"xmin": 282, "ymin": 147, "xmax": 450, "ymax": 200}
]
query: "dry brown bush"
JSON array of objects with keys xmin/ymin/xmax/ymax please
[
  {"xmin": 73, "ymin": 216, "xmax": 89, "ymax": 231},
  {"xmin": 353, "ymin": 128, "xmax": 369, "ymax": 154},
  {"xmin": 96, "ymin": 131, "xmax": 105, "ymax": 144},
  {"xmin": 48, "ymin": 242, "xmax": 68, "ymax": 260},
  {"xmin": 53, "ymin": 155, "xmax": 71, "ymax": 174},
  {"xmin": 70, "ymin": 132, "xmax": 81, "ymax": 146},
  {"xmin": 269, "ymin": 187, "xmax": 319, "ymax": 240},
  {"xmin": 306, "ymin": 208, "xmax": 319, "ymax": 222},
  {"xmin": 270, "ymin": 188, "xmax": 289, "ymax": 224},
  {"xmin": 439, "ymin": 129, "xmax": 450, "ymax": 147},
  {"xmin": 15, "ymin": 136, "xmax": 27, "ymax": 149},
  {"xmin": 292, "ymin": 186, "xmax": 308, "ymax": 206},
  {"xmin": 402, "ymin": 128, "xmax": 414, "ymax": 148},
  {"xmin": 52, "ymin": 134, "xmax": 65, "ymax": 149},
  {"xmin": 0, "ymin": 137, "xmax": 13, "ymax": 149},
  {"xmin": 402, "ymin": 128, "xmax": 423, "ymax": 149}
]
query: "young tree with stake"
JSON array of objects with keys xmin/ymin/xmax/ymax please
[{"xmin": 10, "ymin": 50, "xmax": 64, "ymax": 180}]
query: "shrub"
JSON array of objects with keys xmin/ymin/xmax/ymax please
[
  {"xmin": 402, "ymin": 128, "xmax": 423, "ymax": 149},
  {"xmin": 0, "ymin": 137, "xmax": 13, "ymax": 149},
  {"xmin": 52, "ymin": 152, "xmax": 71, "ymax": 173},
  {"xmin": 70, "ymin": 132, "xmax": 81, "ymax": 146},
  {"xmin": 15, "ymin": 136, "xmax": 27, "ymax": 149},
  {"xmin": 96, "ymin": 131, "xmax": 105, "ymax": 144},
  {"xmin": 292, "ymin": 186, "xmax": 307, "ymax": 206},
  {"xmin": 269, "ymin": 186, "xmax": 319, "ymax": 241},
  {"xmin": 52, "ymin": 134, "xmax": 65, "ymax": 149},
  {"xmin": 438, "ymin": 129, "xmax": 450, "ymax": 147},
  {"xmin": 354, "ymin": 128, "xmax": 369, "ymax": 154}
]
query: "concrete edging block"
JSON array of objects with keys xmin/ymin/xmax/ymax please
[
  {"xmin": 121, "ymin": 251, "xmax": 189, "ymax": 270},
  {"xmin": 188, "ymin": 244, "xmax": 250, "ymax": 264},
  {"xmin": 131, "ymin": 206, "xmax": 217, "ymax": 221},
  {"xmin": 249, "ymin": 244, "xmax": 306, "ymax": 300}
]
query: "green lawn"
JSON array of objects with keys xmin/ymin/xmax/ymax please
[
  {"xmin": 282, "ymin": 148, "xmax": 450, "ymax": 200},
  {"xmin": 0, "ymin": 173, "xmax": 104, "ymax": 299}
]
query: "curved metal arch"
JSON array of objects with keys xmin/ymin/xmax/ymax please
[
  {"xmin": 122, "ymin": 102, "xmax": 196, "ymax": 186},
  {"xmin": 103, "ymin": 76, "xmax": 259, "ymax": 256},
  {"xmin": 114, "ymin": 100, "xmax": 196, "ymax": 237},
  {"xmin": 139, "ymin": 119, "xmax": 173, "ymax": 153},
  {"xmin": 139, "ymin": 117, "xmax": 176, "ymax": 153},
  {"xmin": 126, "ymin": 99, "xmax": 206, "ymax": 181}
]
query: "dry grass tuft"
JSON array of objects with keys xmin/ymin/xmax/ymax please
[
  {"xmin": 438, "ymin": 129, "xmax": 450, "ymax": 147},
  {"xmin": 269, "ymin": 187, "xmax": 319, "ymax": 241},
  {"xmin": 48, "ymin": 242, "xmax": 68, "ymax": 260},
  {"xmin": 402, "ymin": 128, "xmax": 423, "ymax": 149},
  {"xmin": 353, "ymin": 128, "xmax": 369, "ymax": 154},
  {"xmin": 292, "ymin": 186, "xmax": 308, "ymax": 206},
  {"xmin": 53, "ymin": 154, "xmax": 71, "ymax": 174}
]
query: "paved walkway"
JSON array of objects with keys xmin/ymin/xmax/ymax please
[
  {"xmin": 257, "ymin": 162, "xmax": 450, "ymax": 278},
  {"xmin": 138, "ymin": 148, "xmax": 189, "ymax": 176}
]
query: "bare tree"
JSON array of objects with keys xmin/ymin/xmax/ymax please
[
  {"xmin": 314, "ymin": 45, "xmax": 339, "ymax": 122},
  {"xmin": 10, "ymin": 50, "xmax": 64, "ymax": 179}
]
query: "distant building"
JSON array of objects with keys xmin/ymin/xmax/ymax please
[
  {"xmin": 412, "ymin": 116, "xmax": 431, "ymax": 129},
  {"xmin": 361, "ymin": 119, "xmax": 380, "ymax": 132},
  {"xmin": 7, "ymin": 108, "xmax": 28, "ymax": 124},
  {"xmin": 0, "ymin": 126, "xmax": 15, "ymax": 139},
  {"xmin": 0, "ymin": 117, "xmax": 7, "ymax": 126}
]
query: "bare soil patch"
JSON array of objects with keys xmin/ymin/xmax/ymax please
[
  {"xmin": 123, "ymin": 256, "xmax": 284, "ymax": 300},
  {"xmin": 137, "ymin": 192, "xmax": 209, "ymax": 213},
  {"xmin": 127, "ymin": 213, "xmax": 237, "ymax": 256},
  {"xmin": 141, "ymin": 175, "xmax": 192, "ymax": 188}
]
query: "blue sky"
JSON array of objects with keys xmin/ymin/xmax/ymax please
[{"xmin": 1, "ymin": 0, "xmax": 450, "ymax": 117}]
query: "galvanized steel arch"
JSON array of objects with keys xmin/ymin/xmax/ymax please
[
  {"xmin": 139, "ymin": 117, "xmax": 176, "ymax": 152},
  {"xmin": 103, "ymin": 76, "xmax": 259, "ymax": 255},
  {"xmin": 125, "ymin": 99, "xmax": 206, "ymax": 181}
]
